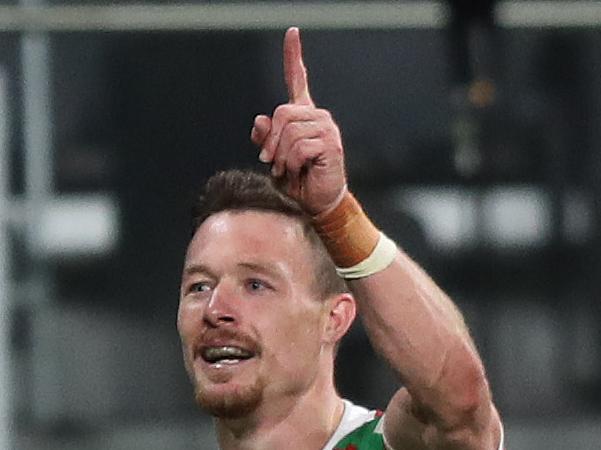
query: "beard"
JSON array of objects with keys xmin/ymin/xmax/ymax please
[
  {"xmin": 186, "ymin": 327, "xmax": 264, "ymax": 419},
  {"xmin": 194, "ymin": 377, "xmax": 264, "ymax": 419}
]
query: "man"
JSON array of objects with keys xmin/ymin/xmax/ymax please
[{"xmin": 177, "ymin": 27, "xmax": 504, "ymax": 450}]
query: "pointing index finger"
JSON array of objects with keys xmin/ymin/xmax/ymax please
[{"xmin": 283, "ymin": 27, "xmax": 313, "ymax": 106}]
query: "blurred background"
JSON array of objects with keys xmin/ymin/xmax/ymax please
[{"xmin": 1, "ymin": 0, "xmax": 601, "ymax": 449}]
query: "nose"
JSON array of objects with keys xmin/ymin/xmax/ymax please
[{"xmin": 203, "ymin": 281, "xmax": 238, "ymax": 327}]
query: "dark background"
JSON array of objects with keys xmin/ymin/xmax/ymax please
[{"xmin": 2, "ymin": 1, "xmax": 601, "ymax": 449}]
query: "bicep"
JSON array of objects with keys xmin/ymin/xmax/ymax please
[{"xmin": 383, "ymin": 388, "xmax": 503, "ymax": 450}]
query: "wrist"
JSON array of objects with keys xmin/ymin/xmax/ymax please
[
  {"xmin": 312, "ymin": 184, "xmax": 349, "ymax": 220},
  {"xmin": 312, "ymin": 192, "xmax": 397, "ymax": 278},
  {"xmin": 312, "ymin": 191, "xmax": 381, "ymax": 269}
]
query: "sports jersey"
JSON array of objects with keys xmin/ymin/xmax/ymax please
[
  {"xmin": 322, "ymin": 400, "xmax": 505, "ymax": 450},
  {"xmin": 322, "ymin": 400, "xmax": 385, "ymax": 450}
]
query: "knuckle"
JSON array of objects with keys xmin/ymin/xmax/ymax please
[
  {"xmin": 286, "ymin": 121, "xmax": 304, "ymax": 140},
  {"xmin": 287, "ymin": 161, "xmax": 301, "ymax": 175},
  {"xmin": 274, "ymin": 104, "xmax": 293, "ymax": 120},
  {"xmin": 294, "ymin": 139, "xmax": 316, "ymax": 161},
  {"xmin": 316, "ymin": 122, "xmax": 328, "ymax": 136},
  {"xmin": 290, "ymin": 138, "xmax": 304, "ymax": 153},
  {"xmin": 316, "ymin": 108, "xmax": 332, "ymax": 120},
  {"xmin": 321, "ymin": 134, "xmax": 341, "ymax": 154},
  {"xmin": 274, "ymin": 145, "xmax": 287, "ymax": 165},
  {"xmin": 287, "ymin": 155, "xmax": 303, "ymax": 174},
  {"xmin": 289, "ymin": 142, "xmax": 306, "ymax": 165},
  {"xmin": 274, "ymin": 150, "xmax": 285, "ymax": 165}
]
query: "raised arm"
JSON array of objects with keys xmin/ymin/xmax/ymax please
[
  {"xmin": 251, "ymin": 27, "xmax": 502, "ymax": 450},
  {"xmin": 347, "ymin": 251, "xmax": 502, "ymax": 449}
]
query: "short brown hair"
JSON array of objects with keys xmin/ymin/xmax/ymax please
[{"xmin": 191, "ymin": 169, "xmax": 347, "ymax": 298}]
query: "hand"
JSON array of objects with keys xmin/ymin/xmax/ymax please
[{"xmin": 250, "ymin": 27, "xmax": 347, "ymax": 216}]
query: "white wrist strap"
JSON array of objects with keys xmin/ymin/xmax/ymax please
[{"xmin": 335, "ymin": 232, "xmax": 397, "ymax": 279}]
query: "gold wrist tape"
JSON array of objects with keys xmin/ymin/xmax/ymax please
[{"xmin": 312, "ymin": 192, "xmax": 380, "ymax": 268}]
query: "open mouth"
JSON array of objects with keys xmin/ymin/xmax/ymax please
[{"xmin": 200, "ymin": 346, "xmax": 256, "ymax": 365}]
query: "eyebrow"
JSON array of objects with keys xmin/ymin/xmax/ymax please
[
  {"xmin": 183, "ymin": 263, "xmax": 212, "ymax": 277},
  {"xmin": 183, "ymin": 261, "xmax": 285, "ymax": 280},
  {"xmin": 237, "ymin": 261, "xmax": 285, "ymax": 279}
]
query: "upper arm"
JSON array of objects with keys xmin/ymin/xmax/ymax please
[{"xmin": 383, "ymin": 388, "xmax": 503, "ymax": 450}]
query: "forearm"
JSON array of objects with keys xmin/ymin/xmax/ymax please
[{"xmin": 349, "ymin": 245, "xmax": 490, "ymax": 428}]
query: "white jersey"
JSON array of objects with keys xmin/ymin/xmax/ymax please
[{"xmin": 322, "ymin": 400, "xmax": 383, "ymax": 450}]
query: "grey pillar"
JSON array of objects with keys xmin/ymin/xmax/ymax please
[
  {"xmin": 0, "ymin": 66, "xmax": 14, "ymax": 450},
  {"xmin": 20, "ymin": 0, "xmax": 59, "ymax": 424}
]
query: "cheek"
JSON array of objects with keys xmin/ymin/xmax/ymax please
[
  {"xmin": 269, "ymin": 309, "xmax": 324, "ymax": 362},
  {"xmin": 177, "ymin": 300, "xmax": 203, "ymax": 344}
]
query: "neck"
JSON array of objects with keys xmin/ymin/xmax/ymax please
[{"xmin": 214, "ymin": 368, "xmax": 344, "ymax": 450}]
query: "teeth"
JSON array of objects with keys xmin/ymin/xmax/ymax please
[{"xmin": 203, "ymin": 346, "xmax": 253, "ymax": 363}]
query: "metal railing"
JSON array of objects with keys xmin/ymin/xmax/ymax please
[{"xmin": 0, "ymin": 1, "xmax": 600, "ymax": 32}]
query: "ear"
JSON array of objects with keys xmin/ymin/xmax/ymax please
[{"xmin": 323, "ymin": 293, "xmax": 356, "ymax": 345}]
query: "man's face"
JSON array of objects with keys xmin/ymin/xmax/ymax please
[{"xmin": 177, "ymin": 210, "xmax": 328, "ymax": 418}]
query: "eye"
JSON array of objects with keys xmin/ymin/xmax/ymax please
[
  {"xmin": 189, "ymin": 281, "xmax": 212, "ymax": 294},
  {"xmin": 246, "ymin": 279, "xmax": 269, "ymax": 292}
]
